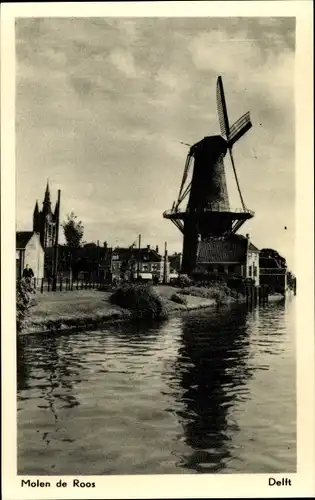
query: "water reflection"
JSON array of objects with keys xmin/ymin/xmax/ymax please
[
  {"xmin": 17, "ymin": 334, "xmax": 81, "ymax": 463},
  {"xmin": 17, "ymin": 321, "xmax": 160, "ymax": 394},
  {"xmin": 17, "ymin": 301, "xmax": 296, "ymax": 475},
  {"xmin": 105, "ymin": 320, "xmax": 162, "ymax": 352},
  {"xmin": 170, "ymin": 305, "xmax": 254, "ymax": 473},
  {"xmin": 17, "ymin": 337, "xmax": 30, "ymax": 392}
]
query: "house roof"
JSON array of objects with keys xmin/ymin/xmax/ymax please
[
  {"xmin": 197, "ymin": 234, "xmax": 259, "ymax": 263},
  {"xmin": 112, "ymin": 247, "xmax": 132, "ymax": 260},
  {"xmin": 248, "ymin": 242, "xmax": 260, "ymax": 252},
  {"xmin": 112, "ymin": 247, "xmax": 161, "ymax": 262},
  {"xmin": 16, "ymin": 231, "xmax": 35, "ymax": 249}
]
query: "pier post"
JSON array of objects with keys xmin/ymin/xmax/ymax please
[{"xmin": 255, "ymin": 286, "xmax": 258, "ymax": 305}]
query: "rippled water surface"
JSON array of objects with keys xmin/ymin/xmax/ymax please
[{"xmin": 17, "ymin": 299, "xmax": 296, "ymax": 474}]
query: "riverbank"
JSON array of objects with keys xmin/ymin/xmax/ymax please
[
  {"xmin": 20, "ymin": 286, "xmax": 216, "ymax": 335},
  {"xmin": 19, "ymin": 284, "xmax": 287, "ymax": 336}
]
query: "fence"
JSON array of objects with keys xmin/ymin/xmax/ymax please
[
  {"xmin": 17, "ymin": 277, "xmax": 112, "ymax": 293},
  {"xmin": 245, "ymin": 283, "xmax": 269, "ymax": 305},
  {"xmin": 259, "ymin": 268, "xmax": 287, "ymax": 294}
]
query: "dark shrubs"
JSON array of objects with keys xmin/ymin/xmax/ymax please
[
  {"xmin": 179, "ymin": 284, "xmax": 232, "ymax": 304},
  {"xmin": 170, "ymin": 293, "xmax": 187, "ymax": 305},
  {"xmin": 174, "ymin": 274, "xmax": 193, "ymax": 288},
  {"xmin": 109, "ymin": 283, "xmax": 167, "ymax": 320},
  {"xmin": 16, "ymin": 278, "xmax": 36, "ymax": 334}
]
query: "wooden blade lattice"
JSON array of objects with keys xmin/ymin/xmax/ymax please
[
  {"xmin": 228, "ymin": 112, "xmax": 252, "ymax": 147},
  {"xmin": 176, "ymin": 153, "xmax": 193, "ymax": 208},
  {"xmin": 216, "ymin": 76, "xmax": 230, "ymax": 139}
]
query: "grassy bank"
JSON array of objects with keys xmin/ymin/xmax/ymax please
[
  {"xmin": 20, "ymin": 286, "xmax": 216, "ymax": 335},
  {"xmin": 20, "ymin": 289, "xmax": 130, "ymax": 335},
  {"xmin": 18, "ymin": 282, "xmax": 285, "ymax": 336}
]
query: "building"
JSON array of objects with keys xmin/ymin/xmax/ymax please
[
  {"xmin": 45, "ymin": 242, "xmax": 112, "ymax": 281},
  {"xmin": 168, "ymin": 252, "xmax": 182, "ymax": 273},
  {"xmin": 194, "ymin": 233, "xmax": 260, "ymax": 285},
  {"xmin": 259, "ymin": 249, "xmax": 287, "ymax": 294},
  {"xmin": 111, "ymin": 245, "xmax": 170, "ymax": 283},
  {"xmin": 33, "ymin": 181, "xmax": 60, "ymax": 249},
  {"xmin": 16, "ymin": 231, "xmax": 44, "ymax": 282}
]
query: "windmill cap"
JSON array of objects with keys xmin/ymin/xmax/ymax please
[{"xmin": 192, "ymin": 135, "xmax": 227, "ymax": 158}]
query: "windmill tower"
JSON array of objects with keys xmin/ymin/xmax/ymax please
[{"xmin": 163, "ymin": 76, "xmax": 254, "ymax": 275}]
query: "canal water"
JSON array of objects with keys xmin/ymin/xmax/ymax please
[{"xmin": 17, "ymin": 298, "xmax": 296, "ymax": 475}]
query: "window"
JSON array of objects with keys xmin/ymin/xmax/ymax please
[
  {"xmin": 248, "ymin": 265, "xmax": 252, "ymax": 277},
  {"xmin": 253, "ymin": 266, "xmax": 257, "ymax": 277}
]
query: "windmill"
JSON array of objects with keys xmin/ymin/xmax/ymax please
[{"xmin": 163, "ymin": 76, "xmax": 254, "ymax": 275}]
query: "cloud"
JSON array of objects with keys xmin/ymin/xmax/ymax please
[
  {"xmin": 109, "ymin": 48, "xmax": 138, "ymax": 78},
  {"xmin": 188, "ymin": 25, "xmax": 294, "ymax": 111},
  {"xmin": 15, "ymin": 17, "xmax": 296, "ymax": 267}
]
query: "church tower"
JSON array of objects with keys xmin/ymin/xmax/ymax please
[{"xmin": 33, "ymin": 181, "xmax": 59, "ymax": 249}]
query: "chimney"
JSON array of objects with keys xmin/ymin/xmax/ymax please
[{"xmin": 156, "ymin": 245, "xmax": 159, "ymax": 253}]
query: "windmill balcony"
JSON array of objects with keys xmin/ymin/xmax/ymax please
[{"xmin": 163, "ymin": 207, "xmax": 255, "ymax": 218}]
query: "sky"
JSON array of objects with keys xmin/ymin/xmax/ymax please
[{"xmin": 16, "ymin": 17, "xmax": 296, "ymax": 269}]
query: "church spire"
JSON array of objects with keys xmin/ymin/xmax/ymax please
[
  {"xmin": 33, "ymin": 200, "xmax": 39, "ymax": 215},
  {"xmin": 43, "ymin": 179, "xmax": 52, "ymax": 214},
  {"xmin": 33, "ymin": 200, "xmax": 39, "ymax": 232},
  {"xmin": 44, "ymin": 179, "xmax": 51, "ymax": 202}
]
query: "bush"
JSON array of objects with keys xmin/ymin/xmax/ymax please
[
  {"xmin": 170, "ymin": 293, "xmax": 187, "ymax": 305},
  {"xmin": 174, "ymin": 274, "xmax": 193, "ymax": 288},
  {"xmin": 16, "ymin": 279, "xmax": 36, "ymax": 334},
  {"xmin": 179, "ymin": 284, "xmax": 231, "ymax": 303},
  {"xmin": 109, "ymin": 283, "xmax": 167, "ymax": 320}
]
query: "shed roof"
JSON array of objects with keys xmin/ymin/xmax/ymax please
[
  {"xmin": 16, "ymin": 231, "xmax": 34, "ymax": 249},
  {"xmin": 259, "ymin": 256, "xmax": 281, "ymax": 268},
  {"xmin": 196, "ymin": 234, "xmax": 259, "ymax": 263}
]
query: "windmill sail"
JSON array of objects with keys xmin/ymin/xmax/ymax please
[
  {"xmin": 228, "ymin": 112, "xmax": 252, "ymax": 147},
  {"xmin": 176, "ymin": 153, "xmax": 193, "ymax": 208},
  {"xmin": 216, "ymin": 76, "xmax": 230, "ymax": 138}
]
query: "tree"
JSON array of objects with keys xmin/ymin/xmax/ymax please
[
  {"xmin": 62, "ymin": 212, "xmax": 84, "ymax": 248},
  {"xmin": 260, "ymin": 248, "xmax": 286, "ymax": 268},
  {"xmin": 61, "ymin": 212, "xmax": 84, "ymax": 280}
]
